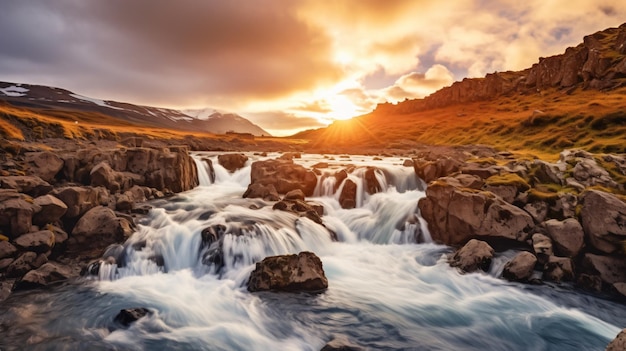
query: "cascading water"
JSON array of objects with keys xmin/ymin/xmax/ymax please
[{"xmin": 0, "ymin": 152, "xmax": 623, "ymax": 351}]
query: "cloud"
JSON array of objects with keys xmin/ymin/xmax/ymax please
[
  {"xmin": 247, "ymin": 111, "xmax": 326, "ymax": 136},
  {"xmin": 0, "ymin": 0, "xmax": 341, "ymax": 108},
  {"xmin": 380, "ymin": 64, "xmax": 454, "ymax": 102}
]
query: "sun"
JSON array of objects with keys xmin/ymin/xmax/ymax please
[{"xmin": 326, "ymin": 94, "xmax": 362, "ymax": 120}]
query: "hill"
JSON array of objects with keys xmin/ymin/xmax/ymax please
[
  {"xmin": 0, "ymin": 82, "xmax": 270, "ymax": 136},
  {"xmin": 298, "ymin": 23, "xmax": 626, "ymax": 155}
]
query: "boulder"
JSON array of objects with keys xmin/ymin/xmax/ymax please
[
  {"xmin": 544, "ymin": 218, "xmax": 584, "ymax": 257},
  {"xmin": 32, "ymin": 195, "xmax": 68, "ymax": 225},
  {"xmin": 0, "ymin": 241, "xmax": 18, "ymax": 259},
  {"xmin": 0, "ymin": 197, "xmax": 41, "ymax": 237},
  {"xmin": 524, "ymin": 201, "xmax": 548, "ymax": 223},
  {"xmin": 418, "ymin": 181, "xmax": 534, "ymax": 246},
  {"xmin": 90, "ymin": 161, "xmax": 119, "ymax": 192},
  {"xmin": 69, "ymin": 206, "xmax": 133, "ymax": 253},
  {"xmin": 543, "ymin": 256, "xmax": 575, "ymax": 283},
  {"xmin": 532, "ymin": 233, "xmax": 553, "ymax": 264},
  {"xmin": 13, "ymin": 230, "xmax": 55, "ymax": 254},
  {"xmin": 284, "ymin": 189, "xmax": 306, "ymax": 201},
  {"xmin": 502, "ymin": 251, "xmax": 537, "ymax": 282},
  {"xmin": 217, "ymin": 153, "xmax": 248, "ymax": 172},
  {"xmin": 580, "ymin": 190, "xmax": 626, "ymax": 254},
  {"xmin": 246, "ymin": 159, "xmax": 317, "ymax": 197},
  {"xmin": 114, "ymin": 307, "xmax": 151, "ymax": 327},
  {"xmin": 364, "ymin": 167, "xmax": 382, "ymax": 195},
  {"xmin": 572, "ymin": 158, "xmax": 619, "ymax": 189},
  {"xmin": 52, "ymin": 186, "xmax": 107, "ymax": 219},
  {"xmin": 243, "ymin": 183, "xmax": 280, "ymax": 201},
  {"xmin": 607, "ymin": 329, "xmax": 626, "ymax": 351},
  {"xmin": 0, "ymin": 176, "xmax": 52, "ymax": 197},
  {"xmin": 338, "ymin": 179, "xmax": 357, "ymax": 209},
  {"xmin": 5, "ymin": 252, "xmax": 39, "ymax": 278},
  {"xmin": 247, "ymin": 251, "xmax": 328, "ymax": 292},
  {"xmin": 413, "ymin": 157, "xmax": 463, "ymax": 183},
  {"xmin": 273, "ymin": 200, "xmax": 324, "ymax": 225},
  {"xmin": 450, "ymin": 239, "xmax": 494, "ymax": 273},
  {"xmin": 12, "ymin": 262, "xmax": 72, "ymax": 291},
  {"xmin": 25, "ymin": 151, "xmax": 64, "ymax": 182},
  {"xmin": 201, "ymin": 224, "xmax": 227, "ymax": 247},
  {"xmin": 581, "ymin": 253, "xmax": 626, "ymax": 286}
]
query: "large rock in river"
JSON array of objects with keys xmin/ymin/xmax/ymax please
[
  {"xmin": 218, "ymin": 153, "xmax": 248, "ymax": 173},
  {"xmin": 418, "ymin": 179, "xmax": 534, "ymax": 246},
  {"xmin": 607, "ymin": 329, "xmax": 626, "ymax": 351},
  {"xmin": 247, "ymin": 251, "xmax": 328, "ymax": 292},
  {"xmin": 12, "ymin": 262, "xmax": 72, "ymax": 291},
  {"xmin": 502, "ymin": 251, "xmax": 537, "ymax": 282},
  {"xmin": 450, "ymin": 239, "xmax": 494, "ymax": 273},
  {"xmin": 244, "ymin": 159, "xmax": 317, "ymax": 197},
  {"xmin": 69, "ymin": 206, "xmax": 133, "ymax": 253}
]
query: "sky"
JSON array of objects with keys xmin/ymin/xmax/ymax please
[{"xmin": 1, "ymin": 1, "xmax": 625, "ymax": 136}]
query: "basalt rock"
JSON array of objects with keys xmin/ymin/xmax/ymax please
[
  {"xmin": 450, "ymin": 239, "xmax": 494, "ymax": 273},
  {"xmin": 245, "ymin": 159, "xmax": 317, "ymax": 197},
  {"xmin": 114, "ymin": 307, "xmax": 151, "ymax": 328},
  {"xmin": 218, "ymin": 153, "xmax": 248, "ymax": 172},
  {"xmin": 25, "ymin": 151, "xmax": 64, "ymax": 182},
  {"xmin": 413, "ymin": 157, "xmax": 463, "ymax": 183},
  {"xmin": 580, "ymin": 190, "xmax": 626, "ymax": 254},
  {"xmin": 338, "ymin": 179, "xmax": 357, "ymax": 209},
  {"xmin": 32, "ymin": 194, "xmax": 68, "ymax": 225},
  {"xmin": 0, "ymin": 176, "xmax": 53, "ymax": 197},
  {"xmin": 0, "ymin": 195, "xmax": 41, "ymax": 237},
  {"xmin": 13, "ymin": 230, "xmax": 55, "ymax": 254},
  {"xmin": 12, "ymin": 262, "xmax": 72, "ymax": 291},
  {"xmin": 69, "ymin": 206, "xmax": 133, "ymax": 254},
  {"xmin": 247, "ymin": 251, "xmax": 328, "ymax": 292},
  {"xmin": 502, "ymin": 251, "xmax": 537, "ymax": 282},
  {"xmin": 418, "ymin": 180, "xmax": 534, "ymax": 246},
  {"xmin": 544, "ymin": 218, "xmax": 584, "ymax": 258},
  {"xmin": 52, "ymin": 186, "xmax": 108, "ymax": 219}
]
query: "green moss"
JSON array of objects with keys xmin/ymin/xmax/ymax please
[{"xmin": 485, "ymin": 173, "xmax": 531, "ymax": 191}]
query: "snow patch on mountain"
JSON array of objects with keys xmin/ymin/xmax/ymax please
[
  {"xmin": 0, "ymin": 85, "xmax": 29, "ymax": 97},
  {"xmin": 69, "ymin": 93, "xmax": 125, "ymax": 110}
]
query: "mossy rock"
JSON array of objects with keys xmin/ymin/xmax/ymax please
[{"xmin": 485, "ymin": 173, "xmax": 531, "ymax": 191}]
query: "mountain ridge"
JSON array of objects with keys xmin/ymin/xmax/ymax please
[{"xmin": 0, "ymin": 81, "xmax": 271, "ymax": 136}]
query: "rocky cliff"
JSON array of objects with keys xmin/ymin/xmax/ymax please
[{"xmin": 377, "ymin": 23, "xmax": 626, "ymax": 114}]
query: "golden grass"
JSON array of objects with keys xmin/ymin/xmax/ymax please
[{"xmin": 303, "ymin": 86, "xmax": 626, "ymax": 157}]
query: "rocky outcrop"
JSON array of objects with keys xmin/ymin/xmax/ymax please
[
  {"xmin": 244, "ymin": 159, "xmax": 317, "ymax": 198},
  {"xmin": 0, "ymin": 176, "xmax": 52, "ymax": 197},
  {"xmin": 449, "ymin": 239, "xmax": 494, "ymax": 273},
  {"xmin": 544, "ymin": 218, "xmax": 584, "ymax": 258},
  {"xmin": 217, "ymin": 153, "xmax": 248, "ymax": 172},
  {"xmin": 32, "ymin": 194, "xmax": 67, "ymax": 225},
  {"xmin": 25, "ymin": 151, "xmax": 64, "ymax": 182},
  {"xmin": 376, "ymin": 23, "xmax": 626, "ymax": 113},
  {"xmin": 12, "ymin": 262, "xmax": 72, "ymax": 291},
  {"xmin": 502, "ymin": 251, "xmax": 537, "ymax": 282},
  {"xmin": 51, "ymin": 186, "xmax": 107, "ymax": 219},
  {"xmin": 607, "ymin": 329, "xmax": 626, "ymax": 351},
  {"xmin": 247, "ymin": 251, "xmax": 328, "ymax": 292},
  {"xmin": 418, "ymin": 179, "xmax": 534, "ymax": 246},
  {"xmin": 113, "ymin": 307, "xmax": 151, "ymax": 328},
  {"xmin": 338, "ymin": 179, "xmax": 357, "ymax": 209},
  {"xmin": 580, "ymin": 190, "xmax": 626, "ymax": 254},
  {"xmin": 0, "ymin": 192, "xmax": 41, "ymax": 237},
  {"xmin": 69, "ymin": 206, "xmax": 133, "ymax": 253}
]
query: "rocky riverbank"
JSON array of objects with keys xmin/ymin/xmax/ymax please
[{"xmin": 0, "ymin": 137, "xmax": 197, "ymax": 300}]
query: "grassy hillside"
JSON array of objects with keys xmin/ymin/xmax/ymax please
[{"xmin": 300, "ymin": 86, "xmax": 626, "ymax": 156}]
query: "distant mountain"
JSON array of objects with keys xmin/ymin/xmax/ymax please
[
  {"xmin": 183, "ymin": 109, "xmax": 270, "ymax": 136},
  {"xmin": 0, "ymin": 82, "xmax": 271, "ymax": 136}
]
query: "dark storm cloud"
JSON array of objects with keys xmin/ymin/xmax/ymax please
[{"xmin": 0, "ymin": 0, "xmax": 341, "ymax": 106}]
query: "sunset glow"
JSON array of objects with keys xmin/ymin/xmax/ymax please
[{"xmin": 1, "ymin": 1, "xmax": 625, "ymax": 135}]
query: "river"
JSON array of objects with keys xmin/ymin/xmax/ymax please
[{"xmin": 0, "ymin": 152, "xmax": 623, "ymax": 350}]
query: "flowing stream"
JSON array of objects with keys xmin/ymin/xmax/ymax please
[{"xmin": 0, "ymin": 152, "xmax": 624, "ymax": 351}]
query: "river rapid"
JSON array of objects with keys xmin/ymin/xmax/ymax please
[{"xmin": 0, "ymin": 152, "xmax": 624, "ymax": 351}]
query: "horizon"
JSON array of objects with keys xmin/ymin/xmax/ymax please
[{"xmin": 1, "ymin": 1, "xmax": 625, "ymax": 136}]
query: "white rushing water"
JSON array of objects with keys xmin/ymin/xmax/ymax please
[{"xmin": 13, "ymin": 152, "xmax": 619, "ymax": 351}]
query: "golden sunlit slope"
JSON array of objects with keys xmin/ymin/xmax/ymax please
[
  {"xmin": 302, "ymin": 86, "xmax": 626, "ymax": 154},
  {"xmin": 0, "ymin": 102, "xmax": 304, "ymax": 150},
  {"xmin": 298, "ymin": 23, "xmax": 626, "ymax": 155}
]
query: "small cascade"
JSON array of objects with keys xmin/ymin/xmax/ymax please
[{"xmin": 192, "ymin": 156, "xmax": 214, "ymax": 186}]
